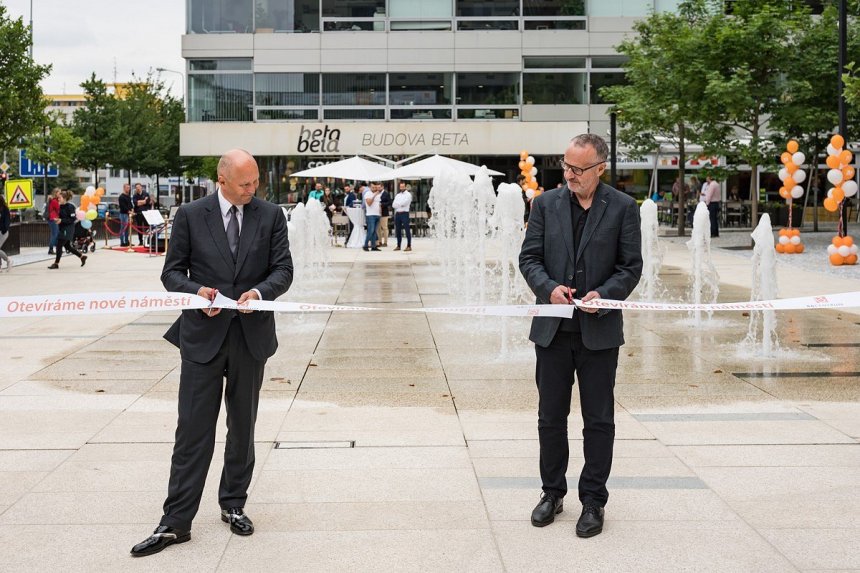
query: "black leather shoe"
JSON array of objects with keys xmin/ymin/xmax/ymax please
[
  {"xmin": 531, "ymin": 492, "xmax": 563, "ymax": 527},
  {"xmin": 576, "ymin": 505, "xmax": 604, "ymax": 538},
  {"xmin": 130, "ymin": 525, "xmax": 190, "ymax": 557},
  {"xmin": 221, "ymin": 507, "xmax": 254, "ymax": 536}
]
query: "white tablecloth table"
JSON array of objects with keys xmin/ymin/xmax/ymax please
[{"xmin": 345, "ymin": 207, "xmax": 366, "ymax": 248}]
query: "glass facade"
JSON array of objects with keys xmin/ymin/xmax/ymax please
[
  {"xmin": 188, "ymin": 59, "xmax": 253, "ymax": 121},
  {"xmin": 188, "ymin": 0, "xmax": 253, "ymax": 33},
  {"xmin": 523, "ymin": 73, "xmax": 587, "ymax": 105}
]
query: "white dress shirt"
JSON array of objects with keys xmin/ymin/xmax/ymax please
[{"xmin": 216, "ymin": 189, "xmax": 261, "ymax": 301}]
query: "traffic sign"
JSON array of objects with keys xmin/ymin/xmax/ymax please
[
  {"xmin": 0, "ymin": 162, "xmax": 9, "ymax": 172},
  {"xmin": 5, "ymin": 179, "xmax": 34, "ymax": 209},
  {"xmin": 18, "ymin": 149, "xmax": 59, "ymax": 178}
]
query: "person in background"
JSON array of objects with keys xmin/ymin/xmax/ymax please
[
  {"xmin": 321, "ymin": 186, "xmax": 339, "ymax": 224},
  {"xmin": 47, "ymin": 188, "xmax": 61, "ymax": 255},
  {"xmin": 133, "ymin": 183, "xmax": 152, "ymax": 246},
  {"xmin": 702, "ymin": 175, "xmax": 721, "ymax": 237},
  {"xmin": 377, "ymin": 183, "xmax": 392, "ymax": 247},
  {"xmin": 342, "ymin": 183, "xmax": 357, "ymax": 237},
  {"xmin": 363, "ymin": 182, "xmax": 382, "ymax": 252},
  {"xmin": 309, "ymin": 182, "xmax": 324, "ymax": 201},
  {"xmin": 48, "ymin": 190, "xmax": 87, "ymax": 269},
  {"xmin": 0, "ymin": 195, "xmax": 11, "ymax": 271},
  {"xmin": 119, "ymin": 183, "xmax": 134, "ymax": 247},
  {"xmin": 392, "ymin": 182, "xmax": 412, "ymax": 252}
]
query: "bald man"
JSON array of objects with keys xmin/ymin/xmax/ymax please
[{"xmin": 131, "ymin": 149, "xmax": 293, "ymax": 557}]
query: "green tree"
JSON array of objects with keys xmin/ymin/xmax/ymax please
[
  {"xmin": 697, "ymin": 0, "xmax": 809, "ymax": 229},
  {"xmin": 601, "ymin": 0, "xmax": 718, "ymax": 235},
  {"xmin": 0, "ymin": 5, "xmax": 51, "ymax": 151},
  {"xmin": 26, "ymin": 111, "xmax": 83, "ymax": 199},
  {"xmin": 72, "ymin": 74, "xmax": 125, "ymax": 176}
]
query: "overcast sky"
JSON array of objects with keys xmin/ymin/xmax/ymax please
[{"xmin": 3, "ymin": 0, "xmax": 186, "ymax": 98}]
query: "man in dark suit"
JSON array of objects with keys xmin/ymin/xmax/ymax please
[
  {"xmin": 131, "ymin": 149, "xmax": 293, "ymax": 557},
  {"xmin": 519, "ymin": 134, "xmax": 642, "ymax": 538}
]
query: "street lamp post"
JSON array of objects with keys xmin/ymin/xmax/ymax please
[{"xmin": 156, "ymin": 67, "xmax": 187, "ymax": 205}]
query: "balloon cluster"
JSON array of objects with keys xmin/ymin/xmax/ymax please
[
  {"xmin": 76, "ymin": 185, "xmax": 104, "ymax": 230},
  {"xmin": 777, "ymin": 140, "xmax": 807, "ymax": 254},
  {"xmin": 518, "ymin": 150, "xmax": 542, "ymax": 200},
  {"xmin": 828, "ymin": 235, "xmax": 858, "ymax": 266},
  {"xmin": 778, "ymin": 141, "xmax": 807, "ymax": 202},
  {"xmin": 823, "ymin": 134, "xmax": 857, "ymax": 212}
]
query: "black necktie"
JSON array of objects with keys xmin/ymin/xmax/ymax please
[{"xmin": 227, "ymin": 205, "xmax": 239, "ymax": 261}]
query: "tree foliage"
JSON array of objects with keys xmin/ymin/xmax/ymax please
[{"xmin": 0, "ymin": 5, "xmax": 51, "ymax": 150}]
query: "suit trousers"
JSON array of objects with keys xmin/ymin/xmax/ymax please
[
  {"xmin": 160, "ymin": 317, "xmax": 266, "ymax": 531},
  {"xmin": 535, "ymin": 330, "xmax": 618, "ymax": 507}
]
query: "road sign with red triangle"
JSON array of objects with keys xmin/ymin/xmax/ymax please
[{"xmin": 5, "ymin": 179, "xmax": 33, "ymax": 209}]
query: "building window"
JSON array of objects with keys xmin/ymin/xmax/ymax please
[
  {"xmin": 255, "ymin": 0, "xmax": 320, "ymax": 32},
  {"xmin": 389, "ymin": 0, "xmax": 452, "ymax": 30},
  {"xmin": 524, "ymin": 0, "xmax": 585, "ymax": 16},
  {"xmin": 257, "ymin": 109, "xmax": 319, "ymax": 120},
  {"xmin": 524, "ymin": 56, "xmax": 586, "ymax": 69},
  {"xmin": 456, "ymin": 0, "xmax": 519, "ymax": 17},
  {"xmin": 585, "ymin": 0, "xmax": 647, "ymax": 17},
  {"xmin": 457, "ymin": 108, "xmax": 519, "ymax": 120},
  {"xmin": 456, "ymin": 73, "xmax": 519, "ymax": 106},
  {"xmin": 589, "ymin": 72, "xmax": 626, "ymax": 104},
  {"xmin": 591, "ymin": 56, "xmax": 628, "ymax": 68},
  {"xmin": 323, "ymin": 109, "xmax": 385, "ymax": 120},
  {"xmin": 388, "ymin": 73, "xmax": 452, "ymax": 105},
  {"xmin": 187, "ymin": 0, "xmax": 253, "ymax": 33},
  {"xmin": 255, "ymin": 73, "xmax": 320, "ymax": 106},
  {"xmin": 523, "ymin": 73, "xmax": 586, "ymax": 104},
  {"xmin": 322, "ymin": 73, "xmax": 385, "ymax": 105},
  {"xmin": 389, "ymin": 108, "xmax": 452, "ymax": 120},
  {"xmin": 322, "ymin": 0, "xmax": 385, "ymax": 18},
  {"xmin": 189, "ymin": 59, "xmax": 253, "ymax": 122}
]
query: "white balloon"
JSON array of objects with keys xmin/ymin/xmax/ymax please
[
  {"xmin": 526, "ymin": 156, "xmax": 535, "ymax": 165},
  {"xmin": 842, "ymin": 180, "xmax": 859, "ymax": 197},
  {"xmin": 791, "ymin": 152, "xmax": 805, "ymax": 165},
  {"xmin": 851, "ymin": 244, "xmax": 859, "ymax": 255},
  {"xmin": 790, "ymin": 235, "xmax": 801, "ymax": 245},
  {"xmin": 779, "ymin": 235, "xmax": 789, "ymax": 245},
  {"xmin": 778, "ymin": 167, "xmax": 788, "ymax": 181},
  {"xmin": 525, "ymin": 188, "xmax": 535, "ymax": 199},
  {"xmin": 827, "ymin": 244, "xmax": 837, "ymax": 255},
  {"xmin": 827, "ymin": 144, "xmax": 839, "ymax": 156},
  {"xmin": 828, "ymin": 169, "xmax": 844, "ymax": 185},
  {"xmin": 529, "ymin": 166, "xmax": 538, "ymax": 176},
  {"xmin": 838, "ymin": 245, "xmax": 851, "ymax": 257},
  {"xmin": 791, "ymin": 185, "xmax": 804, "ymax": 199},
  {"xmin": 793, "ymin": 170, "xmax": 806, "ymax": 183},
  {"xmin": 827, "ymin": 189, "xmax": 833, "ymax": 199},
  {"xmin": 85, "ymin": 185, "xmax": 96, "ymax": 196}
]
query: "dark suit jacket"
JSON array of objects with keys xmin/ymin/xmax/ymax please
[
  {"xmin": 519, "ymin": 182, "xmax": 642, "ymax": 350},
  {"xmin": 162, "ymin": 194, "xmax": 293, "ymax": 363}
]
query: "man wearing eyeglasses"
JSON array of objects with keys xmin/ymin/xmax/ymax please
[{"xmin": 519, "ymin": 133, "xmax": 642, "ymax": 538}]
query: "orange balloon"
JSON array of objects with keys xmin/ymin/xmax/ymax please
[
  {"xmin": 790, "ymin": 228, "xmax": 800, "ymax": 237},
  {"xmin": 832, "ymin": 187, "xmax": 846, "ymax": 202},
  {"xmin": 787, "ymin": 140, "xmax": 799, "ymax": 153},
  {"xmin": 91, "ymin": 195, "xmax": 100, "ymax": 205},
  {"xmin": 778, "ymin": 228, "xmax": 788, "ymax": 237},
  {"xmin": 786, "ymin": 163, "xmax": 798, "ymax": 174},
  {"xmin": 830, "ymin": 253, "xmax": 845, "ymax": 265},
  {"xmin": 780, "ymin": 152, "xmax": 792, "ymax": 165},
  {"xmin": 840, "ymin": 150, "xmax": 853, "ymax": 165},
  {"xmin": 826, "ymin": 155, "xmax": 841, "ymax": 169},
  {"xmin": 832, "ymin": 134, "xmax": 845, "ymax": 149},
  {"xmin": 527, "ymin": 180, "xmax": 538, "ymax": 190},
  {"xmin": 520, "ymin": 150, "xmax": 529, "ymax": 160},
  {"xmin": 843, "ymin": 236, "xmax": 854, "ymax": 247},
  {"xmin": 518, "ymin": 161, "xmax": 526, "ymax": 170},
  {"xmin": 775, "ymin": 243, "xmax": 785, "ymax": 253},
  {"xmin": 843, "ymin": 166, "xmax": 855, "ymax": 179},
  {"xmin": 795, "ymin": 243, "xmax": 804, "ymax": 253},
  {"xmin": 846, "ymin": 254, "xmax": 858, "ymax": 265},
  {"xmin": 80, "ymin": 196, "xmax": 89, "ymax": 208},
  {"xmin": 784, "ymin": 243, "xmax": 797, "ymax": 254},
  {"xmin": 824, "ymin": 197, "xmax": 838, "ymax": 211},
  {"xmin": 779, "ymin": 188, "xmax": 790, "ymax": 199},
  {"xmin": 96, "ymin": 187, "xmax": 105, "ymax": 196},
  {"xmin": 832, "ymin": 236, "xmax": 844, "ymax": 247},
  {"xmin": 783, "ymin": 177, "xmax": 796, "ymax": 189}
]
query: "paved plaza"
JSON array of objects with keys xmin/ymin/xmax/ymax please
[{"xmin": 0, "ymin": 230, "xmax": 859, "ymax": 572}]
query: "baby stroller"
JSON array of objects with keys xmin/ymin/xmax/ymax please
[{"xmin": 70, "ymin": 221, "xmax": 97, "ymax": 253}]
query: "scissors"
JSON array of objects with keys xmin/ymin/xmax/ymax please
[{"xmin": 206, "ymin": 289, "xmax": 219, "ymax": 316}]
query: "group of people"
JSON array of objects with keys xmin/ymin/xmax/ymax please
[
  {"xmin": 45, "ymin": 189, "xmax": 88, "ymax": 269},
  {"xmin": 131, "ymin": 136, "xmax": 643, "ymax": 557},
  {"xmin": 309, "ymin": 180, "xmax": 414, "ymax": 251},
  {"xmin": 653, "ymin": 174, "xmax": 722, "ymax": 237},
  {"xmin": 118, "ymin": 183, "xmax": 153, "ymax": 247}
]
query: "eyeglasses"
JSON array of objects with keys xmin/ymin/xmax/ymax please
[{"xmin": 559, "ymin": 159, "xmax": 604, "ymax": 176}]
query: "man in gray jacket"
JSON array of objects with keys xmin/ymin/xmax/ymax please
[{"xmin": 519, "ymin": 134, "xmax": 642, "ymax": 538}]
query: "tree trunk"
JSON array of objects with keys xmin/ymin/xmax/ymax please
[
  {"xmin": 155, "ymin": 174, "xmax": 160, "ymax": 208},
  {"xmin": 676, "ymin": 123, "xmax": 687, "ymax": 236},
  {"xmin": 749, "ymin": 161, "xmax": 758, "ymax": 232}
]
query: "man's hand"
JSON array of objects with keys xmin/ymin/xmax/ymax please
[
  {"xmin": 578, "ymin": 290, "xmax": 601, "ymax": 314},
  {"xmin": 549, "ymin": 285, "xmax": 574, "ymax": 305},
  {"xmin": 197, "ymin": 286, "xmax": 221, "ymax": 318},
  {"xmin": 237, "ymin": 290, "xmax": 260, "ymax": 314}
]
